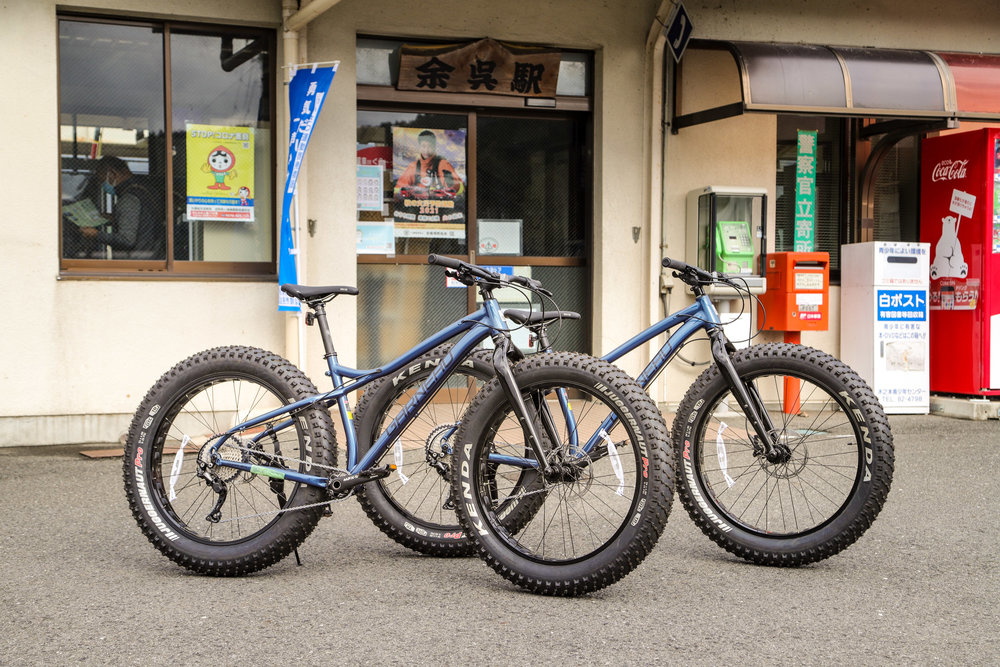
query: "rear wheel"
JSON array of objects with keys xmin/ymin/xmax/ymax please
[
  {"xmin": 673, "ymin": 343, "xmax": 894, "ymax": 565},
  {"xmin": 122, "ymin": 346, "xmax": 337, "ymax": 575},
  {"xmin": 353, "ymin": 346, "xmax": 493, "ymax": 556}
]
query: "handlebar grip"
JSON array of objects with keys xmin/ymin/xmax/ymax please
[
  {"xmin": 661, "ymin": 256, "xmax": 689, "ymax": 272},
  {"xmin": 427, "ymin": 254, "xmax": 464, "ymax": 270}
]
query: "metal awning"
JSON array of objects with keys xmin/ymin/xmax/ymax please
[{"xmin": 673, "ymin": 40, "xmax": 1000, "ymax": 130}]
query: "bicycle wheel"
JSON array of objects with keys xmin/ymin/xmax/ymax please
[
  {"xmin": 672, "ymin": 342, "xmax": 894, "ymax": 566},
  {"xmin": 353, "ymin": 346, "xmax": 493, "ymax": 556},
  {"xmin": 122, "ymin": 346, "xmax": 337, "ymax": 575},
  {"xmin": 453, "ymin": 352, "xmax": 673, "ymax": 596}
]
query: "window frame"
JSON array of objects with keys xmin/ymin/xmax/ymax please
[{"xmin": 56, "ymin": 13, "xmax": 278, "ymax": 280}]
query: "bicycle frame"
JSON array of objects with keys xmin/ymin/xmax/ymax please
[
  {"xmin": 602, "ymin": 294, "xmax": 721, "ymax": 387},
  {"xmin": 207, "ymin": 297, "xmax": 513, "ymax": 487},
  {"xmin": 493, "ymin": 293, "xmax": 776, "ymax": 469},
  {"xmin": 596, "ymin": 292, "xmax": 778, "ymax": 461}
]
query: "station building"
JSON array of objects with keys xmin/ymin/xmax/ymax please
[{"xmin": 2, "ymin": 0, "xmax": 999, "ymax": 445}]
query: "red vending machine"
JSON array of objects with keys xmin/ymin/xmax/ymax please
[{"xmin": 920, "ymin": 128, "xmax": 1000, "ymax": 396}]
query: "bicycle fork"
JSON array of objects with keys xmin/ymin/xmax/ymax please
[
  {"xmin": 490, "ymin": 335, "xmax": 556, "ymax": 477},
  {"xmin": 707, "ymin": 327, "xmax": 790, "ymax": 464}
]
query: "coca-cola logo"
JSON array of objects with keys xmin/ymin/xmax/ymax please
[{"xmin": 931, "ymin": 159, "xmax": 969, "ymax": 182}]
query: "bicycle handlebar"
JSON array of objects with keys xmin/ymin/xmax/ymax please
[
  {"xmin": 662, "ymin": 256, "xmax": 734, "ymax": 287},
  {"xmin": 427, "ymin": 255, "xmax": 552, "ymax": 296}
]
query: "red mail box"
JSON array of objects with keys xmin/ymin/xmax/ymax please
[{"xmin": 757, "ymin": 252, "xmax": 829, "ymax": 331}]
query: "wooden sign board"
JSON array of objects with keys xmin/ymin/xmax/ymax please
[{"xmin": 398, "ymin": 38, "xmax": 560, "ymax": 98}]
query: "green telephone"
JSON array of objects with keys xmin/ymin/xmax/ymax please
[{"xmin": 715, "ymin": 220, "xmax": 754, "ymax": 273}]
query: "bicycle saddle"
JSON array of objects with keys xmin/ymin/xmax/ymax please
[
  {"xmin": 504, "ymin": 309, "xmax": 581, "ymax": 326},
  {"xmin": 280, "ymin": 284, "xmax": 359, "ymax": 303}
]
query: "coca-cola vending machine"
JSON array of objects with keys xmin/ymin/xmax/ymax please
[{"xmin": 920, "ymin": 128, "xmax": 1000, "ymax": 396}]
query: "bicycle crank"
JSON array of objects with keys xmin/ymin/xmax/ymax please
[{"xmin": 326, "ymin": 465, "xmax": 394, "ymax": 499}]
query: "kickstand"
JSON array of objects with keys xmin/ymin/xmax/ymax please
[{"xmin": 294, "ymin": 548, "xmax": 302, "ymax": 566}]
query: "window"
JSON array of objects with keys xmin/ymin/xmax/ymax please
[
  {"xmin": 58, "ymin": 16, "xmax": 275, "ymax": 276},
  {"xmin": 355, "ymin": 108, "xmax": 591, "ymax": 367},
  {"xmin": 871, "ymin": 135, "xmax": 920, "ymax": 243},
  {"xmin": 775, "ymin": 116, "xmax": 845, "ymax": 274}
]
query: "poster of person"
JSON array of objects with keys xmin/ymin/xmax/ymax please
[
  {"xmin": 185, "ymin": 123, "xmax": 255, "ymax": 222},
  {"xmin": 391, "ymin": 127, "xmax": 466, "ymax": 238}
]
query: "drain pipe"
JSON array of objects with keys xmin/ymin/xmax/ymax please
[
  {"xmin": 641, "ymin": 1, "xmax": 674, "ymax": 405},
  {"xmin": 285, "ymin": 0, "xmax": 344, "ymax": 33},
  {"xmin": 280, "ymin": 0, "xmax": 342, "ymax": 372}
]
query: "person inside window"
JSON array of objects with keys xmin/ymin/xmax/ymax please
[{"xmin": 77, "ymin": 156, "xmax": 165, "ymax": 259}]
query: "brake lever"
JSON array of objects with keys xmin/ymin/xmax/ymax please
[{"xmin": 509, "ymin": 275, "xmax": 552, "ymax": 297}]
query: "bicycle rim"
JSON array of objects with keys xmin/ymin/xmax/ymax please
[
  {"xmin": 148, "ymin": 374, "xmax": 319, "ymax": 544},
  {"xmin": 690, "ymin": 371, "xmax": 864, "ymax": 537},
  {"xmin": 472, "ymin": 382, "xmax": 643, "ymax": 564}
]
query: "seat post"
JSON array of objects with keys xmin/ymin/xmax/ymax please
[
  {"xmin": 536, "ymin": 325, "xmax": 552, "ymax": 352},
  {"xmin": 311, "ymin": 302, "xmax": 338, "ymax": 359}
]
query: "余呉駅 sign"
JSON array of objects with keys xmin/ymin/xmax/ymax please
[{"xmin": 398, "ymin": 39, "xmax": 560, "ymax": 98}]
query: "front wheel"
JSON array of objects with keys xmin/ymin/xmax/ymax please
[
  {"xmin": 453, "ymin": 352, "xmax": 673, "ymax": 596},
  {"xmin": 673, "ymin": 343, "xmax": 894, "ymax": 566}
]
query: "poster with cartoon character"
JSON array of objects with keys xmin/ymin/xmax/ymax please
[{"xmin": 185, "ymin": 123, "xmax": 255, "ymax": 221}]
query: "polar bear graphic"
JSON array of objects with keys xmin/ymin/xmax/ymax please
[{"xmin": 929, "ymin": 215, "xmax": 968, "ymax": 280}]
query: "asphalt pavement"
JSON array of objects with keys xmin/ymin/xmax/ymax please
[{"xmin": 1, "ymin": 414, "xmax": 998, "ymax": 665}]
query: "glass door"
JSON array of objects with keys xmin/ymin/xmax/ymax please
[{"xmin": 356, "ymin": 108, "xmax": 589, "ymax": 367}]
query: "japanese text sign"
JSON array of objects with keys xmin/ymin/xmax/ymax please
[
  {"xmin": 794, "ymin": 129, "xmax": 818, "ymax": 252},
  {"xmin": 877, "ymin": 289, "xmax": 927, "ymax": 322},
  {"xmin": 398, "ymin": 38, "xmax": 560, "ymax": 98},
  {"xmin": 185, "ymin": 124, "xmax": 255, "ymax": 222},
  {"xmin": 949, "ymin": 189, "xmax": 976, "ymax": 219}
]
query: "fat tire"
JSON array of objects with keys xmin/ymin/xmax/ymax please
[
  {"xmin": 122, "ymin": 346, "xmax": 337, "ymax": 575},
  {"xmin": 354, "ymin": 346, "xmax": 494, "ymax": 556},
  {"xmin": 452, "ymin": 352, "xmax": 673, "ymax": 596},
  {"xmin": 672, "ymin": 342, "xmax": 894, "ymax": 566}
]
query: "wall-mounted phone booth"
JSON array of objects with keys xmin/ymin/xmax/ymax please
[{"xmin": 686, "ymin": 186, "xmax": 768, "ymax": 298}]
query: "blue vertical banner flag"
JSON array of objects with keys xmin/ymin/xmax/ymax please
[{"xmin": 278, "ymin": 64, "xmax": 338, "ymax": 311}]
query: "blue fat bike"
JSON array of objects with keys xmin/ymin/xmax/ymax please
[
  {"xmin": 122, "ymin": 256, "xmax": 673, "ymax": 595},
  {"xmin": 362, "ymin": 257, "xmax": 894, "ymax": 567}
]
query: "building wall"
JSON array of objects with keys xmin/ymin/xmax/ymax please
[
  {"xmin": 2, "ymin": 0, "xmax": 999, "ymax": 444},
  {"xmin": 0, "ymin": 0, "xmax": 664, "ymax": 444},
  {"xmin": 653, "ymin": 0, "xmax": 1000, "ymax": 407},
  {"xmin": 301, "ymin": 0, "xmax": 664, "ymax": 381},
  {"xmin": 0, "ymin": 0, "xmax": 284, "ymax": 445}
]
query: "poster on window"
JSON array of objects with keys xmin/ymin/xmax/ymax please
[
  {"xmin": 185, "ymin": 123, "xmax": 255, "ymax": 222},
  {"xmin": 391, "ymin": 127, "xmax": 466, "ymax": 239},
  {"xmin": 357, "ymin": 164, "xmax": 385, "ymax": 211}
]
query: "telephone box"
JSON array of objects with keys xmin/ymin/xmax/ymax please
[
  {"xmin": 686, "ymin": 186, "xmax": 768, "ymax": 297},
  {"xmin": 756, "ymin": 252, "xmax": 830, "ymax": 331}
]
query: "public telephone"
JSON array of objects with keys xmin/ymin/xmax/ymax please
[
  {"xmin": 715, "ymin": 220, "xmax": 754, "ymax": 273},
  {"xmin": 685, "ymin": 186, "xmax": 767, "ymax": 296}
]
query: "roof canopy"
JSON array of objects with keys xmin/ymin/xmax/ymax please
[{"xmin": 673, "ymin": 40, "xmax": 1000, "ymax": 130}]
